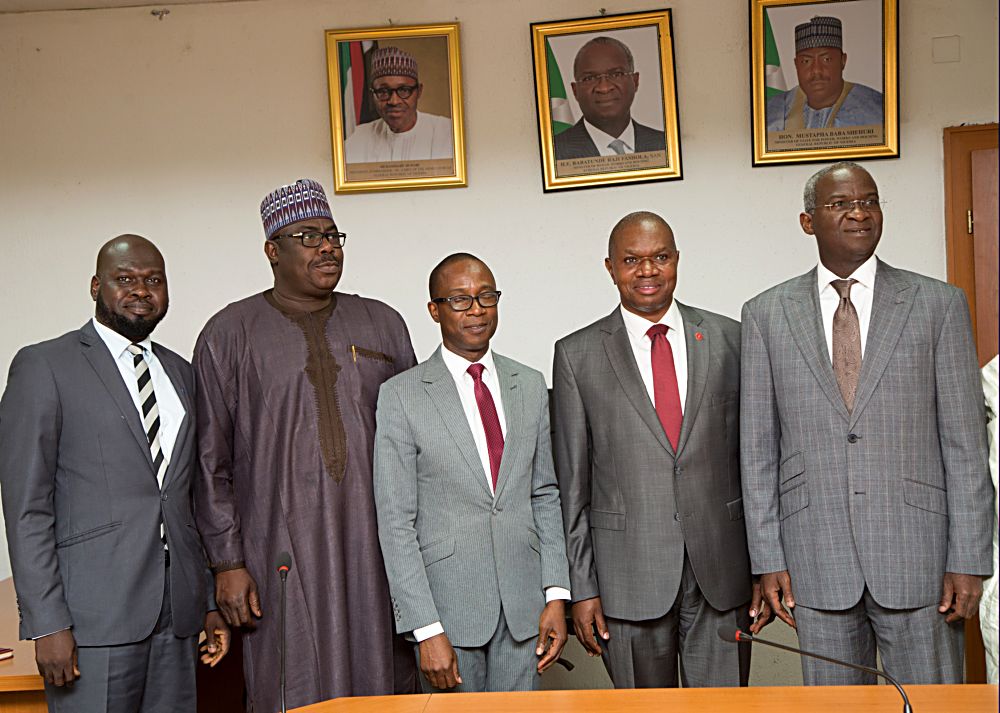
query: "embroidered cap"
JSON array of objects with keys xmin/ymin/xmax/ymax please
[
  {"xmin": 795, "ymin": 16, "xmax": 843, "ymax": 52},
  {"xmin": 369, "ymin": 46, "xmax": 419, "ymax": 83},
  {"xmin": 259, "ymin": 179, "xmax": 333, "ymax": 239}
]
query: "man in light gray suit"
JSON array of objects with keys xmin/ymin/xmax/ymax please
[
  {"xmin": 0, "ymin": 235, "xmax": 227, "ymax": 712},
  {"xmin": 741, "ymin": 162, "xmax": 994, "ymax": 685},
  {"xmin": 553, "ymin": 211, "xmax": 765, "ymax": 689},
  {"xmin": 374, "ymin": 253, "xmax": 571, "ymax": 692}
]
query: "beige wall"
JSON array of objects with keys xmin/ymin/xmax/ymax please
[{"xmin": 0, "ymin": 0, "xmax": 996, "ymax": 687}]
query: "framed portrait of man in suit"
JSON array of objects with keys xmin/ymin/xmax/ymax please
[
  {"xmin": 530, "ymin": 10, "xmax": 683, "ymax": 192},
  {"xmin": 750, "ymin": 0, "xmax": 899, "ymax": 166},
  {"xmin": 325, "ymin": 23, "xmax": 467, "ymax": 193}
]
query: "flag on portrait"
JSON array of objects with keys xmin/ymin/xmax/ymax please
[
  {"xmin": 339, "ymin": 40, "xmax": 378, "ymax": 138},
  {"xmin": 763, "ymin": 9, "xmax": 786, "ymax": 98},
  {"xmin": 546, "ymin": 39, "xmax": 574, "ymax": 135}
]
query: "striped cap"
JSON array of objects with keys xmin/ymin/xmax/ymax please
[
  {"xmin": 795, "ymin": 16, "xmax": 843, "ymax": 52},
  {"xmin": 369, "ymin": 46, "xmax": 418, "ymax": 82},
  {"xmin": 260, "ymin": 179, "xmax": 333, "ymax": 239}
]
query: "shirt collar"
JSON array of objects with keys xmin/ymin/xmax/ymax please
[
  {"xmin": 817, "ymin": 253, "xmax": 879, "ymax": 293},
  {"xmin": 619, "ymin": 299, "xmax": 682, "ymax": 342},
  {"xmin": 583, "ymin": 118, "xmax": 636, "ymax": 153},
  {"xmin": 92, "ymin": 317, "xmax": 153, "ymax": 359},
  {"xmin": 440, "ymin": 344, "xmax": 497, "ymax": 381}
]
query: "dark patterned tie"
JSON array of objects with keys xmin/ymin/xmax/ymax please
[
  {"xmin": 831, "ymin": 279, "xmax": 862, "ymax": 411},
  {"xmin": 127, "ymin": 344, "xmax": 168, "ymax": 485},
  {"xmin": 467, "ymin": 363, "xmax": 504, "ymax": 491},
  {"xmin": 647, "ymin": 324, "xmax": 683, "ymax": 450}
]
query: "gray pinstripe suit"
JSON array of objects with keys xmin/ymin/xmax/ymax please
[
  {"xmin": 373, "ymin": 347, "xmax": 570, "ymax": 690},
  {"xmin": 741, "ymin": 260, "xmax": 994, "ymax": 683}
]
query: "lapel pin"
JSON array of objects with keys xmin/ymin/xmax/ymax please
[{"xmin": 694, "ymin": 332, "xmax": 704, "ymax": 341}]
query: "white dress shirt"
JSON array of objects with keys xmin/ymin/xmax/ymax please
[
  {"xmin": 583, "ymin": 118, "xmax": 637, "ymax": 156},
  {"xmin": 92, "ymin": 317, "xmax": 184, "ymax": 481},
  {"xmin": 412, "ymin": 345, "xmax": 569, "ymax": 642},
  {"xmin": 620, "ymin": 301, "xmax": 688, "ymax": 414},
  {"xmin": 817, "ymin": 254, "xmax": 878, "ymax": 361}
]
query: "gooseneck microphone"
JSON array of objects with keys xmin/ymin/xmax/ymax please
[
  {"xmin": 718, "ymin": 627, "xmax": 912, "ymax": 713},
  {"xmin": 276, "ymin": 552, "xmax": 293, "ymax": 713}
]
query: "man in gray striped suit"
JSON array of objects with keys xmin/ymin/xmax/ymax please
[
  {"xmin": 741, "ymin": 162, "xmax": 994, "ymax": 684},
  {"xmin": 374, "ymin": 253, "xmax": 571, "ymax": 692}
]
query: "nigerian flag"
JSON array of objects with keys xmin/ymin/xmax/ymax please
[
  {"xmin": 339, "ymin": 40, "xmax": 375, "ymax": 138},
  {"xmin": 763, "ymin": 9, "xmax": 786, "ymax": 98},
  {"xmin": 546, "ymin": 39, "xmax": 574, "ymax": 134}
]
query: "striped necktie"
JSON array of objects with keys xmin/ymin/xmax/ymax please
[{"xmin": 126, "ymin": 344, "xmax": 168, "ymax": 486}]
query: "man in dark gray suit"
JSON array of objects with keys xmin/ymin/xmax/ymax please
[
  {"xmin": 553, "ymin": 212, "xmax": 764, "ymax": 688},
  {"xmin": 553, "ymin": 37, "xmax": 666, "ymax": 161},
  {"xmin": 741, "ymin": 162, "xmax": 994, "ymax": 684},
  {"xmin": 374, "ymin": 254, "xmax": 571, "ymax": 692},
  {"xmin": 0, "ymin": 235, "xmax": 227, "ymax": 712}
]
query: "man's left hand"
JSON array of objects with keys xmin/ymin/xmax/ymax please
[
  {"xmin": 536, "ymin": 600, "xmax": 568, "ymax": 673},
  {"xmin": 938, "ymin": 572, "xmax": 984, "ymax": 623},
  {"xmin": 199, "ymin": 611, "xmax": 231, "ymax": 667},
  {"xmin": 748, "ymin": 580, "xmax": 775, "ymax": 634}
]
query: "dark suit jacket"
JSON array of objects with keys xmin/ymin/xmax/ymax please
[
  {"xmin": 553, "ymin": 118, "xmax": 666, "ymax": 161},
  {"xmin": 553, "ymin": 303, "xmax": 751, "ymax": 621},
  {"xmin": 0, "ymin": 321, "xmax": 212, "ymax": 645},
  {"xmin": 741, "ymin": 261, "xmax": 994, "ymax": 610}
]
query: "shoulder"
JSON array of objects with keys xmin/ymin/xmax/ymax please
[
  {"xmin": 152, "ymin": 342, "xmax": 190, "ymax": 369},
  {"xmin": 345, "ymin": 120, "xmax": 380, "ymax": 142},
  {"xmin": 336, "ymin": 293, "xmax": 408, "ymax": 329},
  {"xmin": 633, "ymin": 120, "xmax": 665, "ymax": 138},
  {"xmin": 9, "ymin": 329, "xmax": 80, "ymax": 369},
  {"xmin": 495, "ymin": 353, "xmax": 546, "ymax": 392},
  {"xmin": 554, "ymin": 120, "xmax": 586, "ymax": 145},
  {"xmin": 681, "ymin": 303, "xmax": 739, "ymax": 334},
  {"xmin": 848, "ymin": 83, "xmax": 884, "ymax": 101},
  {"xmin": 419, "ymin": 112, "xmax": 452, "ymax": 128},
  {"xmin": 744, "ymin": 271, "xmax": 813, "ymax": 313},
  {"xmin": 555, "ymin": 312, "xmax": 617, "ymax": 354},
  {"xmin": 878, "ymin": 262, "xmax": 962, "ymax": 302},
  {"xmin": 378, "ymin": 358, "xmax": 428, "ymax": 397}
]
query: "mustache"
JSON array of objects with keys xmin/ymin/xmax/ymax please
[{"xmin": 313, "ymin": 255, "xmax": 341, "ymax": 266}]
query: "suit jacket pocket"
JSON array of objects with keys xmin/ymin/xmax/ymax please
[
  {"xmin": 589, "ymin": 510, "xmax": 625, "ymax": 531},
  {"xmin": 779, "ymin": 451, "xmax": 805, "ymax": 493},
  {"xmin": 779, "ymin": 485, "xmax": 809, "ymax": 520},
  {"xmin": 56, "ymin": 521, "xmax": 121, "ymax": 548},
  {"xmin": 420, "ymin": 538, "xmax": 456, "ymax": 567},
  {"xmin": 527, "ymin": 528, "xmax": 541, "ymax": 553},
  {"xmin": 726, "ymin": 497, "xmax": 744, "ymax": 521},
  {"xmin": 903, "ymin": 479, "xmax": 948, "ymax": 516}
]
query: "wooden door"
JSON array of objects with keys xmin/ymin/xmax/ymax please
[{"xmin": 971, "ymin": 148, "xmax": 998, "ymax": 365}]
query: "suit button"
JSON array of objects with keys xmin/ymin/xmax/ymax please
[
  {"xmin": 847, "ymin": 434, "xmax": 860, "ymax": 444},
  {"xmin": 674, "ymin": 466, "xmax": 682, "ymax": 475},
  {"xmin": 161, "ymin": 493, "xmax": 168, "ymax": 501},
  {"xmin": 674, "ymin": 512, "xmax": 681, "ymax": 521}
]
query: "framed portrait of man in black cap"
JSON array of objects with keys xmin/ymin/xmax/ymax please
[
  {"xmin": 325, "ymin": 22, "xmax": 467, "ymax": 193},
  {"xmin": 750, "ymin": 0, "xmax": 899, "ymax": 166}
]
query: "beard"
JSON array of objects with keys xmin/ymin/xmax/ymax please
[{"xmin": 95, "ymin": 293, "xmax": 167, "ymax": 343}]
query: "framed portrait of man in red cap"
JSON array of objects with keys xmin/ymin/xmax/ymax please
[
  {"xmin": 325, "ymin": 23, "xmax": 467, "ymax": 193},
  {"xmin": 750, "ymin": 0, "xmax": 899, "ymax": 166}
]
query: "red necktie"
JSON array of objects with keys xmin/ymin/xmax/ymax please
[
  {"xmin": 647, "ymin": 324, "xmax": 683, "ymax": 450},
  {"xmin": 467, "ymin": 363, "xmax": 504, "ymax": 491}
]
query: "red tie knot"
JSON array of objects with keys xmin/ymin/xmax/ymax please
[
  {"xmin": 467, "ymin": 363, "xmax": 486, "ymax": 380},
  {"xmin": 646, "ymin": 324, "xmax": 669, "ymax": 340}
]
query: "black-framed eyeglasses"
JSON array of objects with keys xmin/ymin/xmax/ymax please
[
  {"xmin": 576, "ymin": 71, "xmax": 634, "ymax": 86},
  {"xmin": 432, "ymin": 291, "xmax": 501, "ymax": 312},
  {"xmin": 821, "ymin": 199, "xmax": 885, "ymax": 214},
  {"xmin": 371, "ymin": 85, "xmax": 418, "ymax": 101},
  {"xmin": 271, "ymin": 231, "xmax": 347, "ymax": 248}
]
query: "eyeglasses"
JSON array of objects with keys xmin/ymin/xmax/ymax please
[
  {"xmin": 371, "ymin": 85, "xmax": 418, "ymax": 101},
  {"xmin": 821, "ymin": 199, "xmax": 885, "ymax": 214},
  {"xmin": 576, "ymin": 71, "xmax": 634, "ymax": 86},
  {"xmin": 432, "ymin": 291, "xmax": 501, "ymax": 312},
  {"xmin": 271, "ymin": 231, "xmax": 347, "ymax": 248}
]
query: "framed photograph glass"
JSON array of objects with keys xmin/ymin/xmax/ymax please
[
  {"xmin": 530, "ymin": 10, "xmax": 682, "ymax": 192},
  {"xmin": 751, "ymin": 0, "xmax": 899, "ymax": 166},
  {"xmin": 325, "ymin": 23, "xmax": 467, "ymax": 193}
]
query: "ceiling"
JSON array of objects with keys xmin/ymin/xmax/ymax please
[{"xmin": 0, "ymin": 0, "xmax": 245, "ymax": 13}]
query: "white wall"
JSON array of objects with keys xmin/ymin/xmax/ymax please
[{"xmin": 0, "ymin": 0, "xmax": 996, "ymax": 685}]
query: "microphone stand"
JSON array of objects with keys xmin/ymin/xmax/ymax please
[{"xmin": 277, "ymin": 557, "xmax": 291, "ymax": 713}]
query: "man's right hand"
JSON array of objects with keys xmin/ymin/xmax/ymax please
[
  {"xmin": 214, "ymin": 567, "xmax": 262, "ymax": 627},
  {"xmin": 759, "ymin": 570, "xmax": 796, "ymax": 629},
  {"xmin": 35, "ymin": 629, "xmax": 79, "ymax": 687},
  {"xmin": 418, "ymin": 633, "xmax": 462, "ymax": 690},
  {"xmin": 571, "ymin": 596, "xmax": 610, "ymax": 656}
]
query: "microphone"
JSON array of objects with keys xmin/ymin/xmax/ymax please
[
  {"xmin": 276, "ymin": 552, "xmax": 293, "ymax": 713},
  {"xmin": 718, "ymin": 627, "xmax": 912, "ymax": 713}
]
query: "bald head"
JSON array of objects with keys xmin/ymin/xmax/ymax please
[
  {"xmin": 91, "ymin": 234, "xmax": 169, "ymax": 342},
  {"xmin": 95, "ymin": 234, "xmax": 164, "ymax": 275},
  {"xmin": 608, "ymin": 211, "xmax": 675, "ymax": 256},
  {"xmin": 428, "ymin": 252, "xmax": 491, "ymax": 299}
]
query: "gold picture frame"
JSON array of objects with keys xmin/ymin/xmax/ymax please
[
  {"xmin": 530, "ymin": 10, "xmax": 683, "ymax": 192},
  {"xmin": 751, "ymin": 0, "xmax": 899, "ymax": 166},
  {"xmin": 324, "ymin": 23, "xmax": 467, "ymax": 193}
]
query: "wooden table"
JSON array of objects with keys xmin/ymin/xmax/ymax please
[
  {"xmin": 294, "ymin": 684, "xmax": 999, "ymax": 712},
  {"xmin": 0, "ymin": 578, "xmax": 44, "ymax": 713}
]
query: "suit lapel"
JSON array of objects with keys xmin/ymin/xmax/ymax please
[
  {"xmin": 155, "ymin": 346, "xmax": 190, "ymax": 490},
  {"xmin": 781, "ymin": 270, "xmax": 851, "ymax": 424},
  {"xmin": 492, "ymin": 355, "xmax": 522, "ymax": 502},
  {"xmin": 850, "ymin": 262, "xmax": 916, "ymax": 426},
  {"xmin": 79, "ymin": 322, "xmax": 156, "ymax": 471},
  {"xmin": 675, "ymin": 303, "xmax": 707, "ymax": 457},
  {"xmin": 602, "ymin": 310, "xmax": 674, "ymax": 455},
  {"xmin": 422, "ymin": 349, "xmax": 492, "ymax": 497}
]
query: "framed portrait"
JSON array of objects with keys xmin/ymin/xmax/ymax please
[
  {"xmin": 750, "ymin": 0, "xmax": 899, "ymax": 166},
  {"xmin": 530, "ymin": 10, "xmax": 682, "ymax": 192},
  {"xmin": 324, "ymin": 23, "xmax": 467, "ymax": 193}
]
